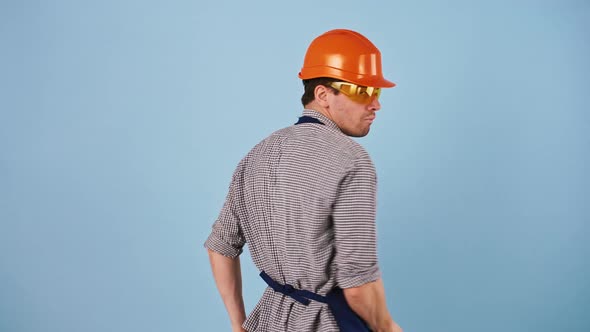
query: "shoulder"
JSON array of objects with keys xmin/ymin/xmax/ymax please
[
  {"xmin": 239, "ymin": 124, "xmax": 374, "ymax": 172},
  {"xmin": 324, "ymin": 131, "xmax": 374, "ymax": 167},
  {"xmin": 235, "ymin": 125, "xmax": 295, "ymax": 166}
]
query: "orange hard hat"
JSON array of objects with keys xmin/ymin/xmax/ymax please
[{"xmin": 298, "ymin": 29, "xmax": 395, "ymax": 88}]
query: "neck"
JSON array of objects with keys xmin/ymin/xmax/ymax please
[{"xmin": 305, "ymin": 102, "xmax": 335, "ymax": 122}]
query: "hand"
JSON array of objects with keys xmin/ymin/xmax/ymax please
[
  {"xmin": 390, "ymin": 320, "xmax": 403, "ymax": 332},
  {"xmin": 231, "ymin": 326, "xmax": 246, "ymax": 332},
  {"xmin": 375, "ymin": 320, "xmax": 403, "ymax": 332}
]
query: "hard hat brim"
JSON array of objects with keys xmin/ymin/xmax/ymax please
[{"xmin": 299, "ymin": 70, "xmax": 396, "ymax": 88}]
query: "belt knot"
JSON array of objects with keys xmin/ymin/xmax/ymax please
[{"xmin": 282, "ymin": 284, "xmax": 295, "ymax": 293}]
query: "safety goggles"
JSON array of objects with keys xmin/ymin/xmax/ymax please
[{"xmin": 329, "ymin": 81, "xmax": 381, "ymax": 103}]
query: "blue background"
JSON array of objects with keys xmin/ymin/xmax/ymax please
[{"xmin": 1, "ymin": 0, "xmax": 588, "ymax": 331}]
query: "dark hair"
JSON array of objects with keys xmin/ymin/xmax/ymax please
[{"xmin": 301, "ymin": 77, "xmax": 340, "ymax": 106}]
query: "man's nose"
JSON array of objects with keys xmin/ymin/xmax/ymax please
[{"xmin": 369, "ymin": 97, "xmax": 381, "ymax": 111}]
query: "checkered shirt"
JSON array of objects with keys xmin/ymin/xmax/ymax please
[{"xmin": 205, "ymin": 109, "xmax": 381, "ymax": 331}]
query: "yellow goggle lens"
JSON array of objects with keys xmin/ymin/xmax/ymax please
[{"xmin": 330, "ymin": 82, "xmax": 381, "ymax": 103}]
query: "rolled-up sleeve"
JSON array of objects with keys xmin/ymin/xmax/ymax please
[
  {"xmin": 204, "ymin": 161, "xmax": 246, "ymax": 258},
  {"xmin": 332, "ymin": 155, "xmax": 381, "ymax": 289}
]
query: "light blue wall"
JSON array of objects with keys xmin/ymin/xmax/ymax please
[{"xmin": 1, "ymin": 1, "xmax": 588, "ymax": 331}]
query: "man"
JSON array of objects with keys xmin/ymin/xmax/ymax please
[{"xmin": 205, "ymin": 29, "xmax": 403, "ymax": 332}]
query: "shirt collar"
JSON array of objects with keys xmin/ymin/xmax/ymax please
[{"xmin": 301, "ymin": 109, "xmax": 342, "ymax": 133}]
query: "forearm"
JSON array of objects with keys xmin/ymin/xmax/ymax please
[
  {"xmin": 343, "ymin": 278, "xmax": 398, "ymax": 332},
  {"xmin": 208, "ymin": 249, "xmax": 247, "ymax": 332}
]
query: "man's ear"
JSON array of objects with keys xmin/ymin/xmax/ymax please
[{"xmin": 314, "ymin": 85, "xmax": 330, "ymax": 108}]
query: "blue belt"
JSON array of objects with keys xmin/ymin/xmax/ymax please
[
  {"xmin": 259, "ymin": 271, "xmax": 327, "ymax": 305},
  {"xmin": 259, "ymin": 271, "xmax": 371, "ymax": 331}
]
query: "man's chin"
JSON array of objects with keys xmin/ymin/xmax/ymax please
[{"xmin": 347, "ymin": 128, "xmax": 370, "ymax": 138}]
